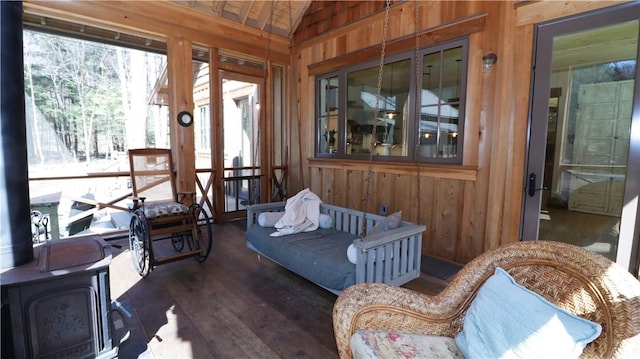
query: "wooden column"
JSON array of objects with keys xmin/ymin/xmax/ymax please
[
  {"xmin": 210, "ymin": 47, "xmax": 224, "ymax": 222},
  {"xmin": 0, "ymin": 0, "xmax": 34, "ymax": 268},
  {"xmin": 262, "ymin": 60, "xmax": 272, "ymax": 205},
  {"xmin": 167, "ymin": 36, "xmax": 195, "ymax": 204}
]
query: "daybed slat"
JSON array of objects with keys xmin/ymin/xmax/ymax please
[
  {"xmin": 401, "ymin": 237, "xmax": 409, "ymax": 274},
  {"xmin": 355, "ymin": 248, "xmax": 364, "ymax": 283},
  {"xmin": 385, "ymin": 245, "xmax": 393, "ymax": 282},
  {"xmin": 393, "ymin": 242, "xmax": 401, "ymax": 278},
  {"xmin": 366, "ymin": 251, "xmax": 375, "ymax": 282},
  {"xmin": 409, "ymin": 236, "xmax": 417, "ymax": 271},
  {"xmin": 375, "ymin": 248, "xmax": 383, "ymax": 282}
]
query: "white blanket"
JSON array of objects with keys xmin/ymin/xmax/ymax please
[{"xmin": 270, "ymin": 188, "xmax": 322, "ymax": 237}]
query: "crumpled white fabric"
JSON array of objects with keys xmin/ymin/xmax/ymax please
[{"xmin": 270, "ymin": 188, "xmax": 322, "ymax": 237}]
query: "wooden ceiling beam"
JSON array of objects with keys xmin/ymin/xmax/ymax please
[
  {"xmin": 257, "ymin": 0, "xmax": 277, "ymax": 31},
  {"xmin": 211, "ymin": 0, "xmax": 226, "ymax": 16},
  {"xmin": 24, "ymin": 0, "xmax": 290, "ymax": 64}
]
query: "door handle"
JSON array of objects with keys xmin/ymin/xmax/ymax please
[{"xmin": 527, "ymin": 172, "xmax": 547, "ymax": 197}]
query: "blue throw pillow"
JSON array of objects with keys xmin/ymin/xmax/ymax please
[{"xmin": 455, "ymin": 267, "xmax": 602, "ymax": 359}]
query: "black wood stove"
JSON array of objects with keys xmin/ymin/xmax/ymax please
[{"xmin": 1, "ymin": 238, "xmax": 129, "ymax": 359}]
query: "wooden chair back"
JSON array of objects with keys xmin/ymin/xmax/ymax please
[{"xmin": 128, "ymin": 148, "xmax": 178, "ymax": 203}]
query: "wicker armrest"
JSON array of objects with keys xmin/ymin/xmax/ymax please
[
  {"xmin": 334, "ymin": 283, "xmax": 471, "ymax": 358},
  {"xmin": 333, "ymin": 241, "xmax": 640, "ymax": 359}
]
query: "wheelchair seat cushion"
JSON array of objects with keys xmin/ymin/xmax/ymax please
[{"xmin": 143, "ymin": 200, "xmax": 190, "ymax": 218}]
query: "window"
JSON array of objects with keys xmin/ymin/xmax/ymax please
[
  {"xmin": 23, "ymin": 27, "xmax": 167, "ymax": 239},
  {"xmin": 198, "ymin": 104, "xmax": 210, "ymax": 149},
  {"xmin": 318, "ymin": 74, "xmax": 340, "ymax": 154},
  {"xmin": 316, "ymin": 38, "xmax": 468, "ymax": 163}
]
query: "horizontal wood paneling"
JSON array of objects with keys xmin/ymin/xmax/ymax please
[{"xmin": 307, "ymin": 13, "xmax": 487, "ymax": 76}]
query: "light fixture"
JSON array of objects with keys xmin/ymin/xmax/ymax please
[{"xmin": 482, "ymin": 53, "xmax": 498, "ymax": 73}]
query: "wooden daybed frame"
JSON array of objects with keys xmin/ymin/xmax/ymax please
[{"xmin": 246, "ymin": 202, "xmax": 426, "ymax": 295}]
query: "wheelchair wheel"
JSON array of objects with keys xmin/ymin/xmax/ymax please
[
  {"xmin": 129, "ymin": 210, "xmax": 151, "ymax": 277},
  {"xmin": 188, "ymin": 203, "xmax": 212, "ymax": 263}
]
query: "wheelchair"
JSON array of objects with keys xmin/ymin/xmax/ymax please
[{"xmin": 127, "ymin": 148, "xmax": 212, "ymax": 277}]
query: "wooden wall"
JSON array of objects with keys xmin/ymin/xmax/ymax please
[
  {"xmin": 22, "ymin": 0, "xmax": 627, "ymax": 264},
  {"xmin": 290, "ymin": 1, "xmax": 626, "ymax": 263}
]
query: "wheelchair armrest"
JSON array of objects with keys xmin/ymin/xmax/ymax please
[
  {"xmin": 128, "ymin": 196, "xmax": 146, "ymax": 210},
  {"xmin": 177, "ymin": 192, "xmax": 196, "ymax": 204}
]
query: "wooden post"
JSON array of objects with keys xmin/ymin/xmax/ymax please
[
  {"xmin": 210, "ymin": 47, "xmax": 224, "ymax": 222},
  {"xmin": 167, "ymin": 35, "xmax": 195, "ymax": 205},
  {"xmin": 262, "ymin": 60, "xmax": 272, "ymax": 206}
]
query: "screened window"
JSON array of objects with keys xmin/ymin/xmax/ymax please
[
  {"xmin": 198, "ymin": 104, "xmax": 210, "ymax": 149},
  {"xmin": 316, "ymin": 38, "xmax": 468, "ymax": 163},
  {"xmin": 318, "ymin": 75, "xmax": 340, "ymax": 154}
]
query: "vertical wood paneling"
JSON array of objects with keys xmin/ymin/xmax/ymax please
[
  {"xmin": 346, "ymin": 170, "xmax": 363, "ymax": 211},
  {"xmin": 293, "ymin": 1, "xmax": 617, "ymax": 264},
  {"xmin": 310, "ymin": 167, "xmax": 322, "ymax": 195},
  {"xmin": 434, "ymin": 179, "xmax": 464, "ymax": 259},
  {"xmin": 395, "ymin": 174, "xmax": 415, "ymax": 219},
  {"xmin": 321, "ymin": 165, "xmax": 334, "ymax": 201},
  {"xmin": 333, "ymin": 168, "xmax": 347, "ymax": 208},
  {"xmin": 484, "ymin": 1, "xmax": 514, "ymax": 250},
  {"xmin": 459, "ymin": 181, "xmax": 481, "ymax": 263},
  {"xmin": 419, "ymin": 176, "xmax": 437, "ymax": 254},
  {"xmin": 504, "ymin": 23, "xmax": 535, "ymax": 245},
  {"xmin": 374, "ymin": 172, "xmax": 394, "ymax": 215}
]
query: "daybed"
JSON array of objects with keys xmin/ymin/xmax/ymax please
[
  {"xmin": 246, "ymin": 201, "xmax": 426, "ymax": 295},
  {"xmin": 333, "ymin": 240, "xmax": 640, "ymax": 358}
]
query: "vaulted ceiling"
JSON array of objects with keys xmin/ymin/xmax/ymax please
[{"xmin": 169, "ymin": 1, "xmax": 312, "ymax": 38}]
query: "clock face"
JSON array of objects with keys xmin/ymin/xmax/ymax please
[{"xmin": 177, "ymin": 111, "xmax": 193, "ymax": 127}]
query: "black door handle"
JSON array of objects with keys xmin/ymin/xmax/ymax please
[
  {"xmin": 528, "ymin": 173, "xmax": 537, "ymax": 197},
  {"xmin": 528, "ymin": 172, "xmax": 547, "ymax": 197}
]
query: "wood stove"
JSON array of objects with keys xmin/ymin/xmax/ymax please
[{"xmin": 1, "ymin": 237, "xmax": 128, "ymax": 359}]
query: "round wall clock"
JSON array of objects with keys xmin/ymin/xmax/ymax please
[{"xmin": 177, "ymin": 111, "xmax": 193, "ymax": 127}]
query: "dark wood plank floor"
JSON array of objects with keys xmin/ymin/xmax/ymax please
[{"xmin": 108, "ymin": 220, "xmax": 448, "ymax": 358}]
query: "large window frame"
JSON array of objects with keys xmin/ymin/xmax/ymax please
[{"xmin": 315, "ymin": 38, "xmax": 468, "ymax": 164}]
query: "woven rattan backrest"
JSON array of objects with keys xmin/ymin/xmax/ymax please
[
  {"xmin": 128, "ymin": 148, "xmax": 177, "ymax": 203},
  {"xmin": 444, "ymin": 241, "xmax": 640, "ymax": 358}
]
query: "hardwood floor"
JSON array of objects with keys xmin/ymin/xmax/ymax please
[{"xmin": 108, "ymin": 220, "xmax": 448, "ymax": 358}]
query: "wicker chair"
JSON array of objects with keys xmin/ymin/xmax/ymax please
[{"xmin": 333, "ymin": 240, "xmax": 640, "ymax": 358}]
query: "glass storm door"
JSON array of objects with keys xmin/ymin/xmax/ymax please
[
  {"xmin": 522, "ymin": 3, "xmax": 640, "ymax": 273},
  {"xmin": 219, "ymin": 74, "xmax": 264, "ymax": 221}
]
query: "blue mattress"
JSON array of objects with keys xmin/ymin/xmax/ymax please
[{"xmin": 246, "ymin": 224, "xmax": 358, "ymax": 291}]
